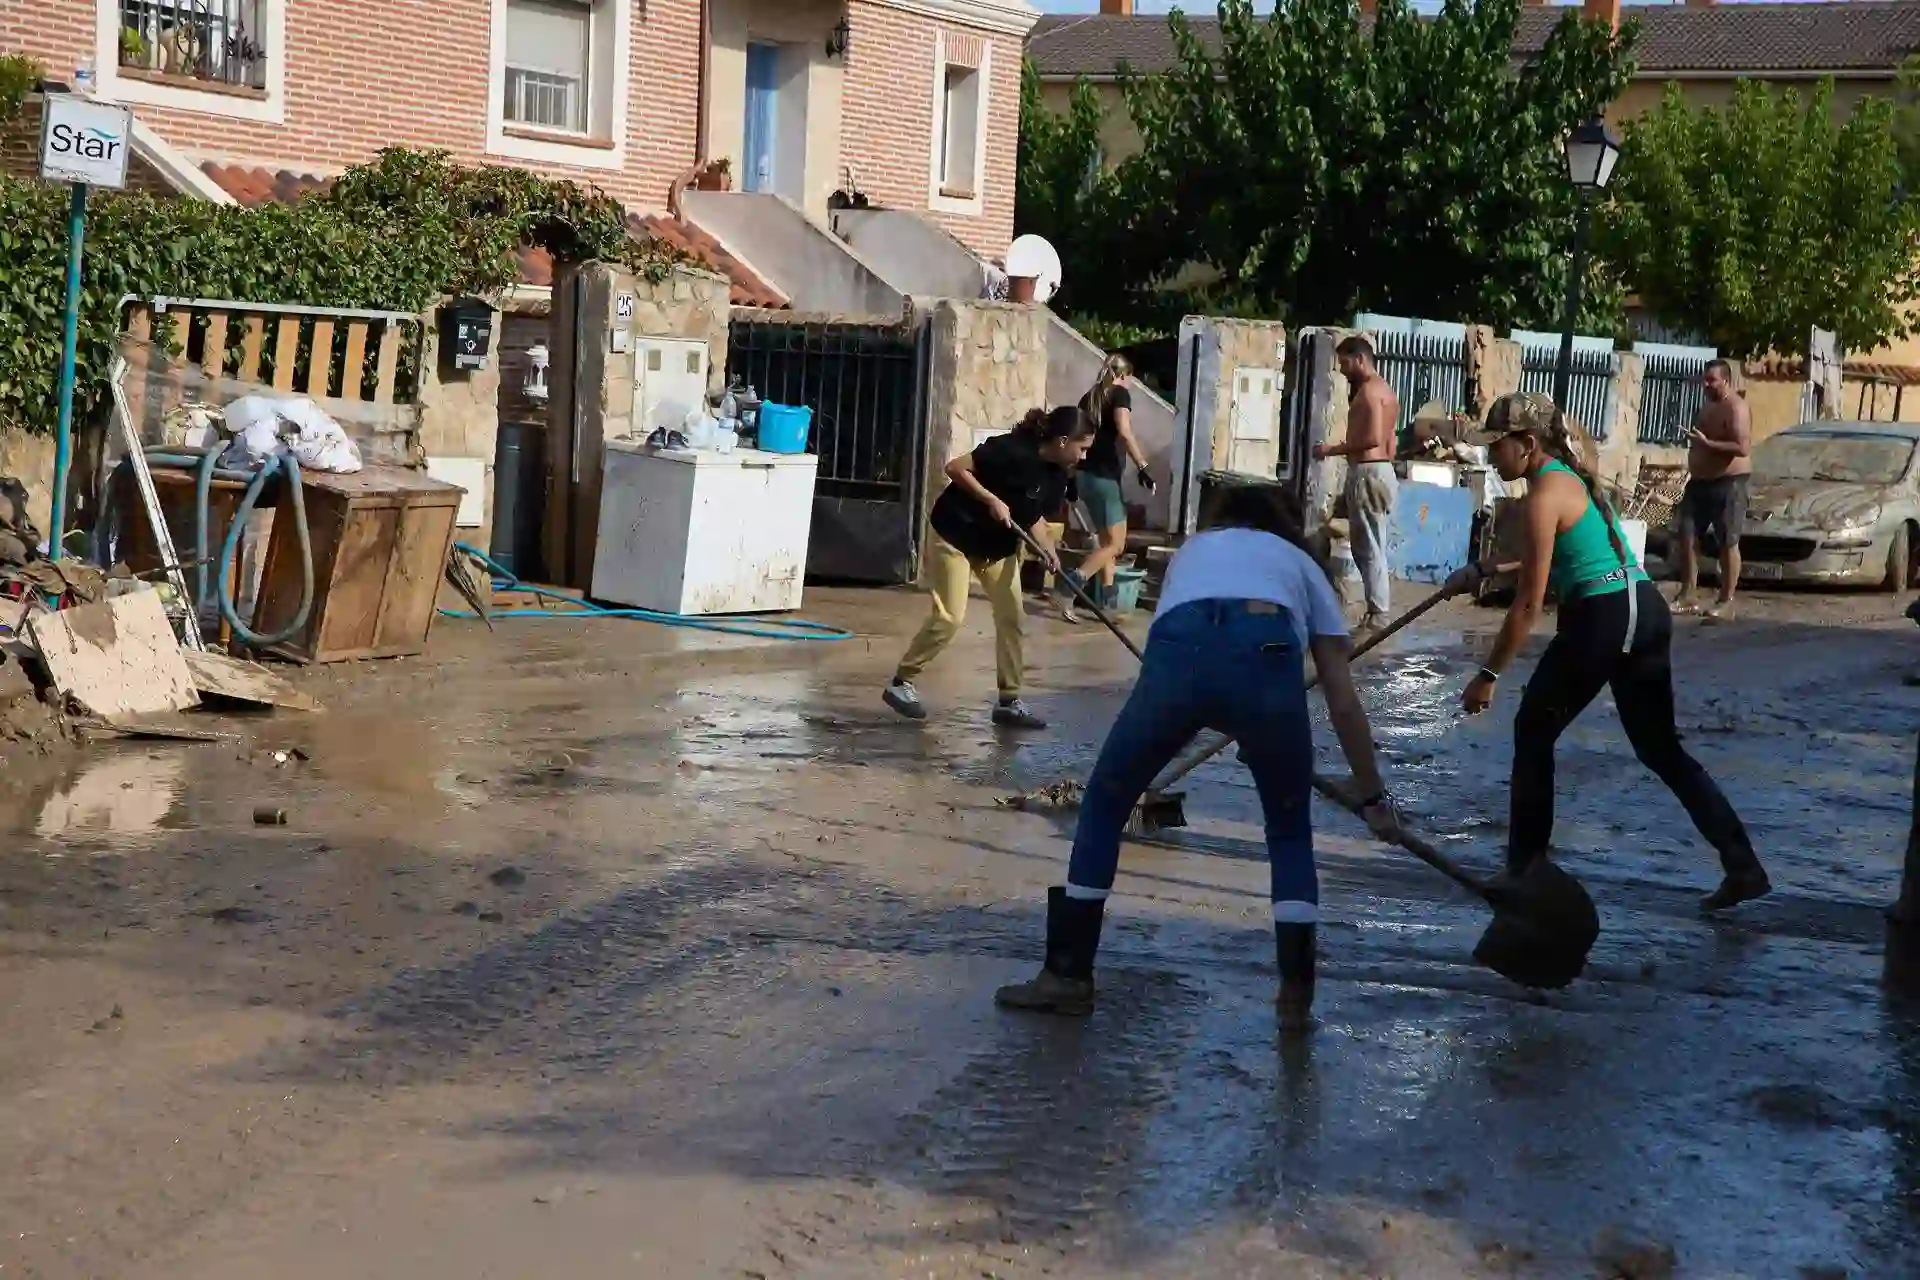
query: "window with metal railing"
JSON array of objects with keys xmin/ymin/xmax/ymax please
[
  {"xmin": 504, "ymin": 0, "xmax": 592, "ymax": 134},
  {"xmin": 118, "ymin": 0, "xmax": 267, "ymax": 92}
]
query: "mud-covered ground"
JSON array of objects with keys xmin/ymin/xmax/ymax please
[{"xmin": 2, "ymin": 582, "xmax": 1917, "ymax": 1278}]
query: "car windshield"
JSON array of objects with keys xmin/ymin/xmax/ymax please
[{"xmin": 1752, "ymin": 433, "xmax": 1915, "ymax": 486}]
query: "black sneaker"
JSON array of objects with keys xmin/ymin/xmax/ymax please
[
  {"xmin": 883, "ymin": 680, "xmax": 928, "ymax": 721},
  {"xmin": 644, "ymin": 426, "xmax": 668, "ymax": 448},
  {"xmin": 992, "ymin": 697, "xmax": 1047, "ymax": 730},
  {"xmin": 1701, "ymin": 867, "xmax": 1772, "ymax": 913}
]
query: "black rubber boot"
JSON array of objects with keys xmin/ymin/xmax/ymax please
[
  {"xmin": 1275, "ymin": 921, "xmax": 1316, "ymax": 1033},
  {"xmin": 995, "ymin": 887, "xmax": 1105, "ymax": 1015},
  {"xmin": 1702, "ymin": 838, "xmax": 1772, "ymax": 913}
]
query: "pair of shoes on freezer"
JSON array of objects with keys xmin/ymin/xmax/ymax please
[
  {"xmin": 644, "ymin": 426, "xmax": 689, "ymax": 450},
  {"xmin": 882, "ymin": 680, "xmax": 1047, "ymax": 730}
]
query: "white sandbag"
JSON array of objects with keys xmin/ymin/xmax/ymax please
[{"xmin": 221, "ymin": 395, "xmax": 364, "ymax": 475}]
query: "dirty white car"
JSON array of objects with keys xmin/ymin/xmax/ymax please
[{"xmin": 1738, "ymin": 421, "xmax": 1920, "ymax": 590}]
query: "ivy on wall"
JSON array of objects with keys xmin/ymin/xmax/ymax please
[{"xmin": 0, "ymin": 147, "xmax": 684, "ymax": 436}]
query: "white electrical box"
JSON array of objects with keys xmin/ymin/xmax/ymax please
[
  {"xmin": 1230, "ymin": 367, "xmax": 1279, "ymax": 442},
  {"xmin": 592, "ymin": 442, "xmax": 819, "ymax": 615},
  {"xmin": 1227, "ymin": 365, "xmax": 1281, "ymax": 476},
  {"xmin": 633, "ymin": 338, "xmax": 710, "ymax": 437}
]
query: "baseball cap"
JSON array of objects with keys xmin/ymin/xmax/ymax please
[{"xmin": 1466, "ymin": 391, "xmax": 1563, "ymax": 446}]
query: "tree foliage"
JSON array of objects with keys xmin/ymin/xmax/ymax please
[
  {"xmin": 1016, "ymin": 0, "xmax": 1635, "ymax": 334},
  {"xmin": 1601, "ymin": 80, "xmax": 1920, "ymax": 360},
  {"xmin": 0, "ymin": 148, "xmax": 682, "ymax": 436}
]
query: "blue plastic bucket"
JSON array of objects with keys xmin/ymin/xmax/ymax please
[{"xmin": 757, "ymin": 403, "xmax": 813, "ymax": 454}]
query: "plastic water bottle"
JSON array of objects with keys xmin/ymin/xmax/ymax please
[
  {"xmin": 717, "ymin": 386, "xmax": 737, "ymax": 423},
  {"xmin": 74, "ymin": 58, "xmax": 95, "ymax": 93}
]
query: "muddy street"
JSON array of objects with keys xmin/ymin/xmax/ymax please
[{"xmin": 3, "ymin": 586, "xmax": 1919, "ymax": 1278}]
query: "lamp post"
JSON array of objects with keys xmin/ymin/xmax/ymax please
[{"xmin": 1552, "ymin": 116, "xmax": 1621, "ymax": 409}]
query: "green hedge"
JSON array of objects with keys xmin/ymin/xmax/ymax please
[{"xmin": 0, "ymin": 147, "xmax": 683, "ymax": 436}]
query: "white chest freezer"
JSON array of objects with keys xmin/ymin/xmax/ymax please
[{"xmin": 592, "ymin": 442, "xmax": 819, "ymax": 615}]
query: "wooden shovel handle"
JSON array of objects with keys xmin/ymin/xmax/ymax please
[
  {"xmin": 1309, "ymin": 772, "xmax": 1491, "ymax": 902},
  {"xmin": 1148, "ymin": 583, "xmax": 1457, "ymax": 794}
]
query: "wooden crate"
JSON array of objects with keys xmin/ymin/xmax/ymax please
[{"xmin": 254, "ymin": 465, "xmax": 463, "ymax": 664}]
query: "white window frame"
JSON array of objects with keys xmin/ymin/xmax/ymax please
[
  {"xmin": 93, "ymin": 0, "xmax": 286, "ymax": 125},
  {"xmin": 927, "ymin": 32, "xmax": 990, "ymax": 219},
  {"xmin": 487, "ymin": 0, "xmax": 632, "ymax": 173}
]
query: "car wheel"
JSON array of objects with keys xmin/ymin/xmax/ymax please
[{"xmin": 1885, "ymin": 523, "xmax": 1915, "ymax": 592}]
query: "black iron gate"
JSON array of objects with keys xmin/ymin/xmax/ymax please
[
  {"xmin": 1519, "ymin": 344, "xmax": 1616, "ymax": 440},
  {"xmin": 1638, "ymin": 350, "xmax": 1710, "ymax": 447},
  {"xmin": 727, "ymin": 315, "xmax": 930, "ymax": 584},
  {"xmin": 1372, "ymin": 328, "xmax": 1469, "ymax": 440}
]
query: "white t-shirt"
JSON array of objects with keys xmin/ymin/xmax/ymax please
[{"xmin": 1153, "ymin": 528, "xmax": 1349, "ymax": 647}]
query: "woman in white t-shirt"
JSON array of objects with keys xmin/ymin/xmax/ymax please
[{"xmin": 996, "ymin": 487, "xmax": 1399, "ymax": 1031}]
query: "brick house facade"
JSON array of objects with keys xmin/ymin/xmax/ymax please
[{"xmin": 0, "ymin": 0, "xmax": 1032, "ymax": 257}]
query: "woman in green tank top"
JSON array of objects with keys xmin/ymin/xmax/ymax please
[{"xmin": 1443, "ymin": 392, "xmax": 1770, "ymax": 915}]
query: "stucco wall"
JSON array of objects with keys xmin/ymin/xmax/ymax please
[{"xmin": 707, "ymin": 0, "xmax": 847, "ymax": 223}]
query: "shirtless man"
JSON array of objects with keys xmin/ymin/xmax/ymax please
[
  {"xmin": 1676, "ymin": 360, "xmax": 1752, "ymax": 621},
  {"xmin": 1313, "ymin": 335, "xmax": 1400, "ymax": 628}
]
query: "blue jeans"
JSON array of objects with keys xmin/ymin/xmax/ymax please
[{"xmin": 1067, "ymin": 599, "xmax": 1318, "ymax": 922}]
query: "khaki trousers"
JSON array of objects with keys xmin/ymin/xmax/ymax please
[{"xmin": 895, "ymin": 537, "xmax": 1025, "ymax": 696}]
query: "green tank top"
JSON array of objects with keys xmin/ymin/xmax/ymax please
[{"xmin": 1539, "ymin": 459, "xmax": 1646, "ymax": 600}]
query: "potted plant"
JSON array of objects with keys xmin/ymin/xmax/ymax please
[{"xmin": 119, "ymin": 26, "xmax": 149, "ymax": 68}]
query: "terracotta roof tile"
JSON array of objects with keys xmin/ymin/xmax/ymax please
[
  {"xmin": 201, "ymin": 162, "xmax": 333, "ymax": 207},
  {"xmin": 1030, "ymin": 3, "xmax": 1920, "ymax": 79},
  {"xmin": 1749, "ymin": 354, "xmax": 1920, "ymax": 387},
  {"xmin": 635, "ymin": 214, "xmax": 788, "ymax": 309}
]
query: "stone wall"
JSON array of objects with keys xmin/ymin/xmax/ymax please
[
  {"xmin": 1170, "ymin": 316, "xmax": 1288, "ymax": 534},
  {"xmin": 416, "ymin": 299, "xmax": 505, "ymax": 549},
  {"xmin": 921, "ymin": 300, "xmax": 1049, "ymax": 577},
  {"xmin": 630, "ymin": 265, "xmax": 733, "ymax": 398},
  {"xmin": 1465, "ymin": 326, "xmax": 1522, "ymax": 420}
]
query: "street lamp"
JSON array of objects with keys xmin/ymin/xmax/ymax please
[{"xmin": 1552, "ymin": 116, "xmax": 1622, "ymax": 409}]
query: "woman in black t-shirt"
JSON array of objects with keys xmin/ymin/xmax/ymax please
[
  {"xmin": 1061, "ymin": 355, "xmax": 1155, "ymax": 621},
  {"xmin": 885, "ymin": 406, "xmax": 1095, "ymax": 729}
]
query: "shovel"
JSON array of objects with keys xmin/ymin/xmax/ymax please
[
  {"xmin": 1310, "ymin": 776, "xmax": 1599, "ymax": 990},
  {"xmin": 1015, "ymin": 525, "xmax": 1144, "ymax": 662},
  {"xmin": 1024, "ymin": 536, "xmax": 1600, "ymax": 989},
  {"xmin": 1135, "ymin": 583, "xmax": 1457, "ymax": 833}
]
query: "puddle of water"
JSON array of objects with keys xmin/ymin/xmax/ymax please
[{"xmin": 32, "ymin": 748, "xmax": 190, "ymax": 839}]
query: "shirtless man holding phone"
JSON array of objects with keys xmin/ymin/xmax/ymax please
[{"xmin": 1675, "ymin": 360, "xmax": 1751, "ymax": 622}]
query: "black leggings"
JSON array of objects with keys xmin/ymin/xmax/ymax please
[{"xmin": 1510, "ymin": 579, "xmax": 1756, "ymax": 871}]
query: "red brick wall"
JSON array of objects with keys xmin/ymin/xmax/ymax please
[
  {"xmin": 0, "ymin": 96, "xmax": 195, "ymax": 197},
  {"xmin": 1, "ymin": 0, "xmax": 1021, "ymax": 257},
  {"xmin": 841, "ymin": 1, "xmax": 1018, "ymax": 260},
  {"xmin": 0, "ymin": 0, "xmax": 700, "ymax": 213}
]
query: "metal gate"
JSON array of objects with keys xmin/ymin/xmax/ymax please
[
  {"xmin": 726, "ymin": 314, "xmax": 931, "ymax": 584},
  {"xmin": 1637, "ymin": 348, "xmax": 1711, "ymax": 447},
  {"xmin": 1371, "ymin": 328, "xmax": 1469, "ymax": 439},
  {"xmin": 1517, "ymin": 344, "xmax": 1615, "ymax": 440}
]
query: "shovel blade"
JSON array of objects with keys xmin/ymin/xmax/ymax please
[
  {"xmin": 1472, "ymin": 859, "xmax": 1600, "ymax": 990},
  {"xmin": 1127, "ymin": 791, "xmax": 1188, "ymax": 836}
]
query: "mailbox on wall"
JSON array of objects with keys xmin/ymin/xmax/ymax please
[{"xmin": 442, "ymin": 297, "xmax": 496, "ymax": 374}]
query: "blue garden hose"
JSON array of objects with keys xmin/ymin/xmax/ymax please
[
  {"xmin": 142, "ymin": 446, "xmax": 315, "ymax": 648},
  {"xmin": 440, "ymin": 543, "xmax": 853, "ymax": 643}
]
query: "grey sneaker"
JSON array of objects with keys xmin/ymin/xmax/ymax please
[
  {"xmin": 992, "ymin": 697, "xmax": 1047, "ymax": 730},
  {"xmin": 883, "ymin": 680, "xmax": 928, "ymax": 721}
]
